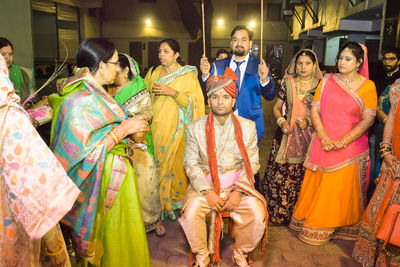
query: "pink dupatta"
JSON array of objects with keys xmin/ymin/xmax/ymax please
[{"xmin": 304, "ymin": 73, "xmax": 369, "ymax": 172}]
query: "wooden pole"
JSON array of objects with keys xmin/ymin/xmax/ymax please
[
  {"xmin": 202, "ymin": 0, "xmax": 206, "ymax": 56},
  {"xmin": 260, "ymin": 0, "xmax": 263, "ymax": 60}
]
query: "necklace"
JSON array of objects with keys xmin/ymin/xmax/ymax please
[
  {"xmin": 339, "ymin": 74, "xmax": 358, "ymax": 85},
  {"xmin": 296, "ymin": 77, "xmax": 314, "ymax": 100},
  {"xmin": 297, "ymin": 76, "xmax": 313, "ymax": 86}
]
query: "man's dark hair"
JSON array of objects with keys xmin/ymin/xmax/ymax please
[
  {"xmin": 216, "ymin": 49, "xmax": 229, "ymax": 58},
  {"xmin": 231, "ymin": 25, "xmax": 253, "ymax": 40},
  {"xmin": 382, "ymin": 48, "xmax": 400, "ymax": 59}
]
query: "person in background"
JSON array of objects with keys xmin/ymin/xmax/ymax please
[
  {"xmin": 0, "ymin": 37, "xmax": 36, "ymax": 106},
  {"xmin": 199, "ymin": 25, "xmax": 275, "ymax": 190},
  {"xmin": 49, "ymin": 37, "xmax": 152, "ymax": 266},
  {"xmin": 262, "ymin": 49, "xmax": 322, "ymax": 225},
  {"xmin": 144, "ymin": 38, "xmax": 205, "ymax": 220},
  {"xmin": 290, "ymin": 42, "xmax": 377, "ymax": 245},
  {"xmin": 108, "ymin": 53, "xmax": 164, "ymax": 236},
  {"xmin": 215, "ymin": 49, "xmax": 229, "ymax": 61},
  {"xmin": 353, "ymin": 78, "xmax": 400, "ymax": 267},
  {"xmin": 0, "ymin": 54, "xmax": 80, "ymax": 266},
  {"xmin": 368, "ymin": 47, "xmax": 400, "ymax": 197}
]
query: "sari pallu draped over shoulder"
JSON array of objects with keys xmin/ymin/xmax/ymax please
[
  {"xmin": 48, "ymin": 68, "xmax": 126, "ymax": 259},
  {"xmin": 304, "ymin": 73, "xmax": 370, "ymax": 173},
  {"xmin": 145, "ymin": 65, "xmax": 205, "ymax": 219}
]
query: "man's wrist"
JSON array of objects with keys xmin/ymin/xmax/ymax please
[{"xmin": 200, "ymin": 189, "xmax": 213, "ymax": 196}]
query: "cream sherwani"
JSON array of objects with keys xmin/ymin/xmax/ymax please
[{"xmin": 179, "ymin": 114, "xmax": 266, "ymax": 266}]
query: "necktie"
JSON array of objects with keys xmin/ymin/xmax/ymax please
[{"xmin": 234, "ymin": 60, "xmax": 244, "ymax": 91}]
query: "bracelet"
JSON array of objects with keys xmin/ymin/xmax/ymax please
[
  {"xmin": 339, "ymin": 138, "xmax": 347, "ymax": 148},
  {"xmin": 172, "ymin": 91, "xmax": 179, "ymax": 99},
  {"xmin": 380, "ymin": 141, "xmax": 392, "ymax": 148},
  {"xmin": 380, "ymin": 151, "xmax": 392, "ymax": 158},
  {"xmin": 305, "ymin": 117, "xmax": 312, "ymax": 127},
  {"xmin": 341, "ymin": 134, "xmax": 353, "ymax": 146},
  {"xmin": 317, "ymin": 130, "xmax": 327, "ymax": 139},
  {"xmin": 109, "ymin": 129, "xmax": 119, "ymax": 144},
  {"xmin": 45, "ymin": 237, "xmax": 65, "ymax": 256},
  {"xmin": 277, "ymin": 117, "xmax": 286, "ymax": 127},
  {"xmin": 111, "ymin": 127, "xmax": 122, "ymax": 143},
  {"xmin": 383, "ymin": 117, "xmax": 388, "ymax": 124}
]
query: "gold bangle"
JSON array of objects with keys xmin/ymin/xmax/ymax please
[
  {"xmin": 45, "ymin": 237, "xmax": 65, "ymax": 256},
  {"xmin": 172, "ymin": 91, "xmax": 179, "ymax": 99},
  {"xmin": 111, "ymin": 128, "xmax": 122, "ymax": 143},
  {"xmin": 109, "ymin": 130, "xmax": 119, "ymax": 144},
  {"xmin": 317, "ymin": 130, "xmax": 327, "ymax": 139}
]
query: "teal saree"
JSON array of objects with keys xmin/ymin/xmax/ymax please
[{"xmin": 49, "ymin": 68, "xmax": 151, "ymax": 266}]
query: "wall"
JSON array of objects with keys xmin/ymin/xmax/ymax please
[
  {"xmin": 0, "ymin": 0, "xmax": 34, "ymax": 68},
  {"xmin": 80, "ymin": 8, "xmax": 101, "ymax": 39},
  {"xmin": 102, "ymin": 0, "xmax": 291, "ymax": 71}
]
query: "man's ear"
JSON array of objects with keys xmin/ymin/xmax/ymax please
[
  {"xmin": 207, "ymin": 97, "xmax": 211, "ymax": 106},
  {"xmin": 231, "ymin": 98, "xmax": 236, "ymax": 108}
]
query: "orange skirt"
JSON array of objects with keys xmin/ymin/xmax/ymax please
[{"xmin": 290, "ymin": 162, "xmax": 364, "ymax": 245}]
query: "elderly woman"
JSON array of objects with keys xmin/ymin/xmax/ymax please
[
  {"xmin": 262, "ymin": 49, "xmax": 322, "ymax": 225},
  {"xmin": 353, "ymin": 78, "xmax": 400, "ymax": 266},
  {"xmin": 145, "ymin": 38, "xmax": 205, "ymax": 220},
  {"xmin": 49, "ymin": 38, "xmax": 151, "ymax": 266},
  {"xmin": 289, "ymin": 42, "xmax": 377, "ymax": 245},
  {"xmin": 108, "ymin": 53, "xmax": 164, "ymax": 235},
  {"xmin": 0, "ymin": 54, "xmax": 80, "ymax": 266}
]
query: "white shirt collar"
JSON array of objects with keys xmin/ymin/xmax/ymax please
[{"xmin": 231, "ymin": 53, "xmax": 250, "ymax": 63}]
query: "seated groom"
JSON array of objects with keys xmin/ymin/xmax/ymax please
[{"xmin": 178, "ymin": 68, "xmax": 267, "ymax": 267}]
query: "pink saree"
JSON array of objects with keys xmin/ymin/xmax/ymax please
[{"xmin": 304, "ymin": 74, "xmax": 370, "ymax": 174}]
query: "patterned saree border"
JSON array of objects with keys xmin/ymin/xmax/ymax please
[
  {"xmin": 299, "ymin": 225, "xmax": 335, "ymax": 245},
  {"xmin": 332, "ymin": 73, "xmax": 365, "ymax": 111},
  {"xmin": 289, "ymin": 217, "xmax": 304, "ymax": 231},
  {"xmin": 304, "ymin": 148, "xmax": 369, "ymax": 173},
  {"xmin": 105, "ymin": 154, "xmax": 127, "ymax": 215},
  {"xmin": 357, "ymin": 154, "xmax": 369, "ymax": 209}
]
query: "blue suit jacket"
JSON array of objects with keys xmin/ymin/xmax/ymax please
[{"xmin": 209, "ymin": 55, "xmax": 275, "ymax": 139}]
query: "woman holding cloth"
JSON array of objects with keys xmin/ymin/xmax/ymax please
[
  {"xmin": 289, "ymin": 42, "xmax": 377, "ymax": 245},
  {"xmin": 145, "ymin": 38, "xmax": 205, "ymax": 220},
  {"xmin": 262, "ymin": 49, "xmax": 322, "ymax": 225},
  {"xmin": 49, "ymin": 38, "xmax": 151, "ymax": 266}
]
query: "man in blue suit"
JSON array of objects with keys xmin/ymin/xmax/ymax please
[{"xmin": 200, "ymin": 25, "xmax": 276, "ymax": 190}]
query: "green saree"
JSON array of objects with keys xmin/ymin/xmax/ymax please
[{"xmin": 49, "ymin": 68, "xmax": 151, "ymax": 266}]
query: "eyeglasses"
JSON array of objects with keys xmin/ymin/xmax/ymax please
[
  {"xmin": 383, "ymin": 57, "xmax": 397, "ymax": 62},
  {"xmin": 107, "ymin": 61, "xmax": 120, "ymax": 66}
]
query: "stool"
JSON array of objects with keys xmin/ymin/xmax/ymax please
[{"xmin": 188, "ymin": 211, "xmax": 253, "ymax": 266}]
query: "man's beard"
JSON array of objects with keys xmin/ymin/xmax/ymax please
[
  {"xmin": 233, "ymin": 46, "xmax": 246, "ymax": 57},
  {"xmin": 385, "ymin": 64, "xmax": 398, "ymax": 73}
]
